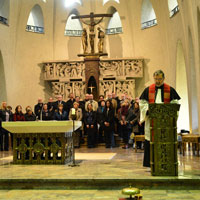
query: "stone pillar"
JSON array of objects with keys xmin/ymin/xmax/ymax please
[{"xmin": 84, "ymin": 56, "xmax": 100, "ymax": 100}]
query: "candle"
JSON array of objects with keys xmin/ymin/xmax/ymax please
[{"xmin": 72, "ymin": 108, "xmax": 76, "ymax": 115}]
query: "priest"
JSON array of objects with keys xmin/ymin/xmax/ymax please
[{"xmin": 139, "ymin": 70, "xmax": 181, "ymax": 167}]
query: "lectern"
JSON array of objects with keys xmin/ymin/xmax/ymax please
[
  {"xmin": 149, "ymin": 103, "xmax": 180, "ymax": 176},
  {"xmin": 2, "ymin": 121, "xmax": 81, "ymax": 164}
]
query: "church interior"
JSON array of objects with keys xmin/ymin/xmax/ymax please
[{"xmin": 0, "ymin": 0, "xmax": 200, "ymax": 199}]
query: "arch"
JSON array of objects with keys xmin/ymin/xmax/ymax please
[
  {"xmin": 0, "ymin": 51, "xmax": 7, "ymax": 102},
  {"xmin": 64, "ymin": 0, "xmax": 82, "ymax": 7},
  {"xmin": 141, "ymin": 0, "xmax": 157, "ymax": 29},
  {"xmin": 106, "ymin": 7, "xmax": 122, "ymax": 35},
  {"xmin": 103, "ymin": 0, "xmax": 120, "ymax": 6},
  {"xmin": 188, "ymin": 28, "xmax": 199, "ymax": 133},
  {"xmin": 65, "ymin": 10, "xmax": 83, "ymax": 37},
  {"xmin": 26, "ymin": 4, "xmax": 44, "ymax": 33},
  {"xmin": 176, "ymin": 40, "xmax": 189, "ymax": 132},
  {"xmin": 0, "ymin": 0, "xmax": 9, "ymax": 25},
  {"xmin": 168, "ymin": 0, "xmax": 179, "ymax": 17}
]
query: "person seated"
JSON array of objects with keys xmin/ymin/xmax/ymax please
[
  {"xmin": 54, "ymin": 104, "xmax": 68, "ymax": 120},
  {"xmin": 69, "ymin": 102, "xmax": 83, "ymax": 148},
  {"xmin": 130, "ymin": 102, "xmax": 141, "ymax": 149},
  {"xmin": 119, "ymin": 99, "xmax": 135, "ymax": 149},
  {"xmin": 6, "ymin": 106, "xmax": 13, "ymax": 114},
  {"xmin": 42, "ymin": 103, "xmax": 53, "ymax": 121},
  {"xmin": 24, "ymin": 106, "xmax": 36, "ymax": 121},
  {"xmin": 0, "ymin": 101, "xmax": 13, "ymax": 151},
  {"xmin": 13, "ymin": 105, "xmax": 25, "ymax": 121},
  {"xmin": 69, "ymin": 102, "xmax": 82, "ymax": 121},
  {"xmin": 47, "ymin": 97, "xmax": 55, "ymax": 113}
]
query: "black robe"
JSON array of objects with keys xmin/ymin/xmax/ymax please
[{"xmin": 140, "ymin": 84, "xmax": 181, "ymax": 102}]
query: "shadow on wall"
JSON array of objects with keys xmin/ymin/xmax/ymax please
[
  {"xmin": 0, "ymin": 51, "xmax": 7, "ymax": 102},
  {"xmin": 38, "ymin": 63, "xmax": 52, "ymax": 102},
  {"xmin": 108, "ymin": 34, "xmax": 123, "ymax": 58},
  {"xmin": 188, "ymin": 28, "xmax": 199, "ymax": 133},
  {"xmin": 68, "ymin": 37, "xmax": 81, "ymax": 59},
  {"xmin": 135, "ymin": 59, "xmax": 150, "ymax": 98}
]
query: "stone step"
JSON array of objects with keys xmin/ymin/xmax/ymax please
[{"xmin": 0, "ymin": 178, "xmax": 200, "ymax": 190}]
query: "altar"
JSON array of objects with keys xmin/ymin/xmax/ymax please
[{"xmin": 2, "ymin": 121, "xmax": 82, "ymax": 165}]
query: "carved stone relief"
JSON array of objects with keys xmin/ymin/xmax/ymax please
[
  {"xmin": 124, "ymin": 59, "xmax": 143, "ymax": 77},
  {"xmin": 99, "ymin": 60, "xmax": 123, "ymax": 78},
  {"xmin": 99, "ymin": 59, "xmax": 143, "ymax": 80},
  {"xmin": 99, "ymin": 80, "xmax": 135, "ymax": 99},
  {"xmin": 52, "ymin": 82, "xmax": 85, "ymax": 100},
  {"xmin": 43, "ymin": 58, "xmax": 143, "ymax": 100},
  {"xmin": 44, "ymin": 61, "xmax": 85, "ymax": 81}
]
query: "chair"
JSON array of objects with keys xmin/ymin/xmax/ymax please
[
  {"xmin": 134, "ymin": 135, "xmax": 145, "ymax": 153},
  {"xmin": 182, "ymin": 134, "xmax": 200, "ymax": 156}
]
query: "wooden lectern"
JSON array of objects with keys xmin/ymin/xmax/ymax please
[
  {"xmin": 2, "ymin": 121, "xmax": 81, "ymax": 165},
  {"xmin": 149, "ymin": 103, "xmax": 180, "ymax": 176}
]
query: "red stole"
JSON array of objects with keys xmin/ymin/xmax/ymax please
[{"xmin": 149, "ymin": 83, "xmax": 170, "ymax": 104}]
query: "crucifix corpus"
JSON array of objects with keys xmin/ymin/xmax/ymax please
[
  {"xmin": 72, "ymin": 12, "xmax": 112, "ymax": 56},
  {"xmin": 88, "ymin": 85, "xmax": 95, "ymax": 93}
]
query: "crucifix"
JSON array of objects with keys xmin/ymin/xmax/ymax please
[
  {"xmin": 88, "ymin": 85, "xmax": 95, "ymax": 94},
  {"xmin": 72, "ymin": 12, "xmax": 112, "ymax": 55},
  {"xmin": 72, "ymin": 12, "xmax": 113, "ymax": 101}
]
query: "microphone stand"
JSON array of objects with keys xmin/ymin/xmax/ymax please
[
  {"xmin": 40, "ymin": 105, "xmax": 43, "ymax": 121},
  {"xmin": 69, "ymin": 110, "xmax": 79, "ymax": 167}
]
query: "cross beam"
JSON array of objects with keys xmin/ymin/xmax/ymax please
[
  {"xmin": 72, "ymin": 12, "xmax": 113, "ymax": 31},
  {"xmin": 72, "ymin": 12, "xmax": 112, "ymax": 20}
]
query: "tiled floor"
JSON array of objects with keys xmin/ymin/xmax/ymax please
[
  {"xmin": 0, "ymin": 147, "xmax": 199, "ymax": 180},
  {"xmin": 0, "ymin": 147, "xmax": 200, "ymax": 199}
]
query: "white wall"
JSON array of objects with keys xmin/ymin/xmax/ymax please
[
  {"xmin": 0, "ymin": 0, "xmax": 199, "ymax": 132},
  {"xmin": 176, "ymin": 40, "xmax": 189, "ymax": 132}
]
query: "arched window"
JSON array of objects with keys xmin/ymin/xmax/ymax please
[
  {"xmin": 141, "ymin": 0, "xmax": 157, "ymax": 29},
  {"xmin": 42, "ymin": 0, "xmax": 47, "ymax": 2},
  {"xmin": 64, "ymin": 0, "xmax": 82, "ymax": 8},
  {"xmin": 0, "ymin": 0, "xmax": 9, "ymax": 25},
  {"xmin": 103, "ymin": 0, "xmax": 120, "ymax": 5},
  {"xmin": 26, "ymin": 5, "xmax": 44, "ymax": 34},
  {"xmin": 168, "ymin": 0, "xmax": 179, "ymax": 17},
  {"xmin": 106, "ymin": 7, "xmax": 122, "ymax": 35},
  {"xmin": 65, "ymin": 13, "xmax": 83, "ymax": 36}
]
